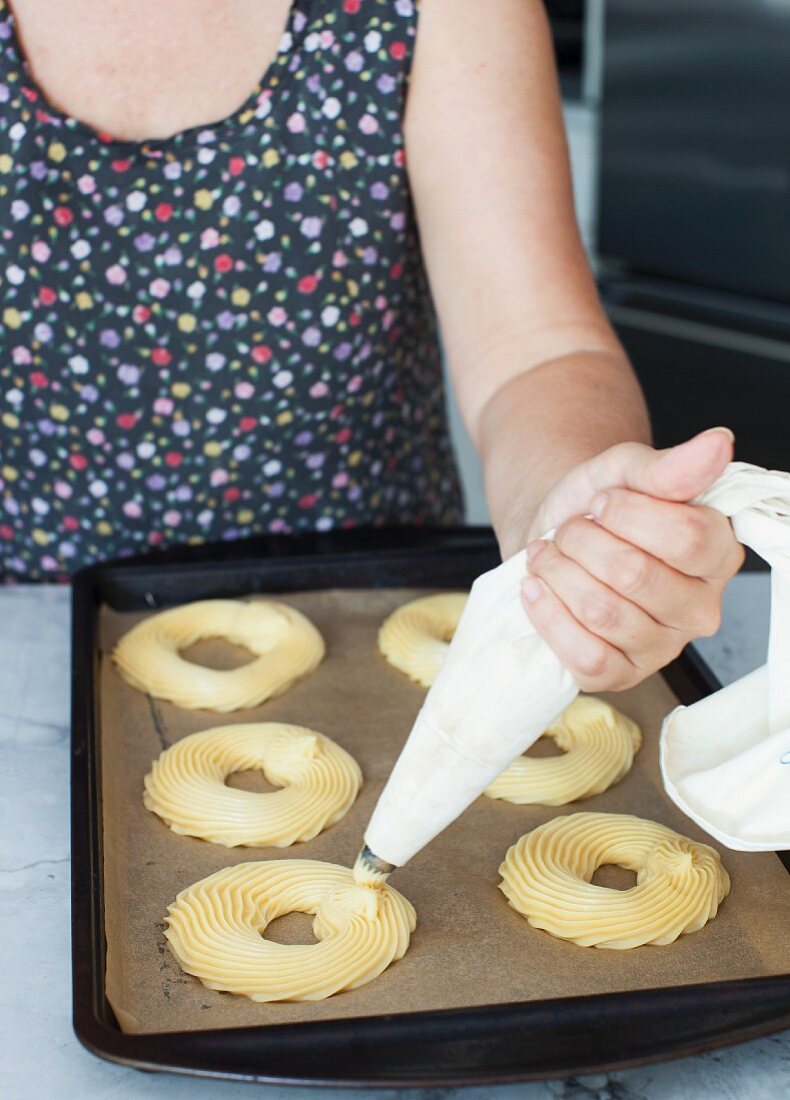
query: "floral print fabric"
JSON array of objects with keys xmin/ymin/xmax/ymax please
[{"xmin": 0, "ymin": 0, "xmax": 462, "ymax": 580}]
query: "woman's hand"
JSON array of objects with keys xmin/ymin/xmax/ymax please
[{"xmin": 519, "ymin": 428, "xmax": 745, "ymax": 692}]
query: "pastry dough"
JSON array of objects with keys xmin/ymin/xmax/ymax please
[
  {"xmin": 144, "ymin": 723, "xmax": 361, "ymax": 847},
  {"xmin": 378, "ymin": 593, "xmax": 468, "ymax": 687},
  {"xmin": 485, "ymin": 696, "xmax": 641, "ymax": 806},
  {"xmin": 165, "ymin": 860, "xmax": 416, "ymax": 1002},
  {"xmin": 499, "ymin": 812, "xmax": 729, "ymax": 949},
  {"xmin": 113, "ymin": 599, "xmax": 324, "ymax": 711}
]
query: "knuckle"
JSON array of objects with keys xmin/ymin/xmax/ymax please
[
  {"xmin": 555, "ymin": 515, "xmax": 587, "ymax": 555},
  {"xmin": 692, "ymin": 601, "xmax": 722, "ymax": 637},
  {"xmin": 675, "ymin": 514, "xmax": 707, "ymax": 561},
  {"xmin": 731, "ymin": 539, "xmax": 747, "ymax": 573},
  {"xmin": 599, "ymin": 487, "xmax": 624, "ymax": 525},
  {"xmin": 579, "ymin": 592, "xmax": 620, "ymax": 633},
  {"xmin": 573, "ymin": 644, "xmax": 610, "ymax": 681},
  {"xmin": 718, "ymin": 529, "xmax": 746, "ymax": 578},
  {"xmin": 618, "ymin": 550, "xmax": 655, "ymax": 597}
]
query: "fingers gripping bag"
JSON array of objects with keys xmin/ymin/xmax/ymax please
[{"xmin": 365, "ymin": 461, "xmax": 790, "ymax": 869}]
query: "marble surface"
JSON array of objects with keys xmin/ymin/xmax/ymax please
[{"xmin": 0, "ymin": 572, "xmax": 788, "ymax": 1099}]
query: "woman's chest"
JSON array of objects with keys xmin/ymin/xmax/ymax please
[{"xmin": 6, "ymin": 0, "xmax": 292, "ymax": 141}]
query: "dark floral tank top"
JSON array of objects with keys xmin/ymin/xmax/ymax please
[{"xmin": 0, "ymin": 0, "xmax": 462, "ymax": 581}]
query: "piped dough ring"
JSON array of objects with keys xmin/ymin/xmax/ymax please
[
  {"xmin": 112, "ymin": 599, "xmax": 324, "ymax": 711},
  {"xmin": 144, "ymin": 722, "xmax": 361, "ymax": 847},
  {"xmin": 378, "ymin": 592, "xmax": 468, "ymax": 687},
  {"xmin": 485, "ymin": 696, "xmax": 642, "ymax": 806},
  {"xmin": 499, "ymin": 812, "xmax": 730, "ymax": 949},
  {"xmin": 165, "ymin": 860, "xmax": 416, "ymax": 1002}
]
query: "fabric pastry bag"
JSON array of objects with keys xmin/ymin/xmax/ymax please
[
  {"xmin": 660, "ymin": 461, "xmax": 790, "ymax": 851},
  {"xmin": 364, "ymin": 460, "xmax": 790, "ymax": 868}
]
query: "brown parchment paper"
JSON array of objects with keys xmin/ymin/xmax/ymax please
[{"xmin": 99, "ymin": 589, "xmax": 790, "ymax": 1034}]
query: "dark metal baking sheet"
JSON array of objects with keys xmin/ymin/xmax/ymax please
[{"xmin": 70, "ymin": 527, "xmax": 790, "ymax": 1086}]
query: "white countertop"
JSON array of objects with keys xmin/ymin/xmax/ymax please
[{"xmin": 1, "ymin": 572, "xmax": 787, "ymax": 1100}]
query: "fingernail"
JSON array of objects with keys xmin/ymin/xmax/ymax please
[
  {"xmin": 590, "ymin": 491, "xmax": 608, "ymax": 519},
  {"xmin": 701, "ymin": 426, "xmax": 735, "ymax": 442},
  {"xmin": 526, "ymin": 539, "xmax": 547, "ymax": 562},
  {"xmin": 523, "ymin": 577, "xmax": 544, "ymax": 603}
]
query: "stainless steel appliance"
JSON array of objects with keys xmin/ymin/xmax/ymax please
[{"xmin": 597, "ymin": 0, "xmax": 790, "ymax": 469}]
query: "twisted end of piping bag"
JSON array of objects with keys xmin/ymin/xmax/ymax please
[{"xmin": 661, "ymin": 459, "xmax": 790, "ymax": 850}]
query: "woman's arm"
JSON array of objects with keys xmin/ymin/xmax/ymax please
[
  {"xmin": 405, "ymin": 0, "xmax": 743, "ymax": 692},
  {"xmin": 404, "ymin": 0, "xmax": 648, "ymax": 545}
]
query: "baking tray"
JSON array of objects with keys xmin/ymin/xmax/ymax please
[{"xmin": 71, "ymin": 527, "xmax": 790, "ymax": 1086}]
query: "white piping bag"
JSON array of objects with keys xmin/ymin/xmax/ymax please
[
  {"xmin": 660, "ymin": 461, "xmax": 790, "ymax": 851},
  {"xmin": 357, "ymin": 460, "xmax": 790, "ymax": 880},
  {"xmin": 358, "ymin": 544, "xmax": 578, "ymax": 877}
]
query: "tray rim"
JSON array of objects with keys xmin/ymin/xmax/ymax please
[{"xmin": 70, "ymin": 527, "xmax": 790, "ymax": 1086}]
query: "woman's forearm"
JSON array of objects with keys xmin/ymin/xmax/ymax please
[{"xmin": 477, "ymin": 350, "xmax": 651, "ymax": 557}]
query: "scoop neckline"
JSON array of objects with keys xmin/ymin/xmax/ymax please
[{"xmin": 0, "ymin": 0, "xmax": 304, "ymax": 150}]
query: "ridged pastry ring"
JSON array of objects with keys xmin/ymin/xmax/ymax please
[
  {"xmin": 144, "ymin": 723, "xmax": 361, "ymax": 847},
  {"xmin": 485, "ymin": 695, "xmax": 642, "ymax": 806},
  {"xmin": 499, "ymin": 812, "xmax": 730, "ymax": 949},
  {"xmin": 165, "ymin": 860, "xmax": 416, "ymax": 1002},
  {"xmin": 113, "ymin": 598, "xmax": 324, "ymax": 711},
  {"xmin": 378, "ymin": 592, "xmax": 468, "ymax": 687}
]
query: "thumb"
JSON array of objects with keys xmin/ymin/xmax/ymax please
[
  {"xmin": 531, "ymin": 427, "xmax": 735, "ymax": 538},
  {"xmin": 609, "ymin": 427, "xmax": 734, "ymax": 503}
]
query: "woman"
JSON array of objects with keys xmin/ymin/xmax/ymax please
[{"xmin": 0, "ymin": 0, "xmax": 743, "ymax": 693}]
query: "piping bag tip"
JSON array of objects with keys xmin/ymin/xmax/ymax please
[{"xmin": 353, "ymin": 845, "xmax": 396, "ymax": 887}]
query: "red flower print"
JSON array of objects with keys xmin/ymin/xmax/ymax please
[
  {"xmin": 335, "ymin": 427, "xmax": 351, "ymax": 444},
  {"xmin": 29, "ymin": 372, "xmax": 48, "ymax": 387},
  {"xmin": 240, "ymin": 416, "xmax": 257, "ymax": 431},
  {"xmin": 155, "ymin": 202, "xmax": 173, "ymax": 221},
  {"xmin": 313, "ymin": 151, "xmax": 329, "ymax": 169},
  {"xmin": 214, "ymin": 253, "xmax": 233, "ymax": 273},
  {"xmin": 343, "ymin": 0, "xmax": 360, "ymax": 12},
  {"xmin": 39, "ymin": 286, "xmax": 57, "ymax": 306},
  {"xmin": 69, "ymin": 455, "xmax": 88, "ymax": 472},
  {"xmin": 390, "ymin": 262, "xmax": 403, "ymax": 280},
  {"xmin": 151, "ymin": 348, "xmax": 171, "ymax": 366},
  {"xmin": 53, "ymin": 207, "xmax": 73, "ymax": 227},
  {"xmin": 111, "ymin": 159, "xmax": 131, "ymax": 173},
  {"xmin": 229, "ymin": 157, "xmax": 245, "ymax": 176},
  {"xmin": 116, "ymin": 413, "xmax": 138, "ymax": 429},
  {"xmin": 349, "ymin": 310, "xmax": 361, "ymax": 326},
  {"xmin": 63, "ymin": 516, "xmax": 80, "ymax": 532},
  {"xmin": 299, "ymin": 493, "xmax": 318, "ymax": 509},
  {"xmin": 133, "ymin": 305, "xmax": 151, "ymax": 323},
  {"xmin": 297, "ymin": 274, "xmax": 318, "ymax": 293},
  {"xmin": 223, "ymin": 487, "xmax": 240, "ymax": 502},
  {"xmin": 390, "ymin": 41, "xmax": 407, "ymax": 60},
  {"xmin": 0, "ymin": 525, "xmax": 13, "ymax": 540},
  {"xmin": 21, "ymin": 86, "xmax": 38, "ymax": 101},
  {"xmin": 165, "ymin": 451, "xmax": 183, "ymax": 467},
  {"xmin": 251, "ymin": 345, "xmax": 272, "ymax": 364}
]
